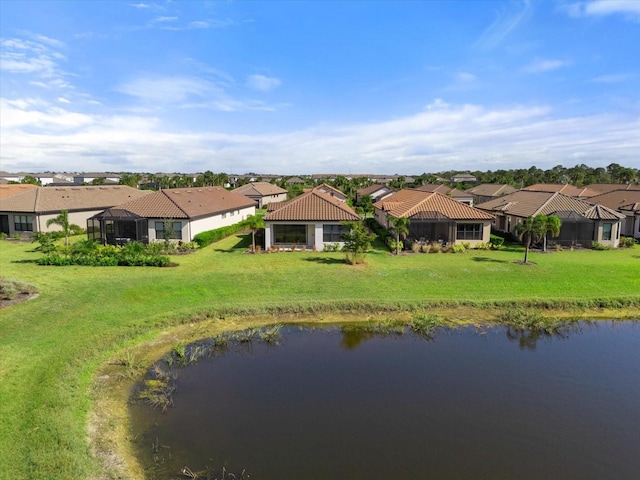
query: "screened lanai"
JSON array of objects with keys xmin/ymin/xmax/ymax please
[
  {"xmin": 552, "ymin": 211, "xmax": 595, "ymax": 247},
  {"xmin": 87, "ymin": 208, "xmax": 149, "ymax": 245},
  {"xmin": 407, "ymin": 211, "xmax": 456, "ymax": 244}
]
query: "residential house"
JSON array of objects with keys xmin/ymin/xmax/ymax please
[
  {"xmin": 0, "ymin": 184, "xmax": 38, "ymax": 200},
  {"xmin": 355, "ymin": 184, "xmax": 396, "ymax": 204},
  {"xmin": 587, "ymin": 190, "xmax": 640, "ymax": 239},
  {"xmin": 450, "ymin": 173, "xmax": 477, "ymax": 184},
  {"xmin": 373, "ymin": 189, "xmax": 494, "ymax": 247},
  {"xmin": 476, "ymin": 190, "xmax": 625, "ymax": 248},
  {"xmin": 88, "ymin": 187, "xmax": 256, "ymax": 245},
  {"xmin": 586, "ymin": 184, "xmax": 640, "ymax": 195},
  {"xmin": 414, "ymin": 184, "xmax": 474, "ymax": 206},
  {"xmin": 73, "ymin": 172, "xmax": 120, "ymax": 185},
  {"xmin": 467, "ymin": 184, "xmax": 517, "ymax": 205},
  {"xmin": 312, "ymin": 183, "xmax": 348, "ymax": 202},
  {"xmin": 0, "ymin": 186, "xmax": 150, "ymax": 237},
  {"xmin": 263, "ymin": 189, "xmax": 360, "ymax": 251},
  {"xmin": 522, "ymin": 183, "xmax": 599, "ymax": 199},
  {"xmin": 232, "ymin": 182, "xmax": 288, "ymax": 208}
]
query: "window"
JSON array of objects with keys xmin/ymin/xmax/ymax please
[
  {"xmin": 14, "ymin": 215, "xmax": 33, "ymax": 232},
  {"xmin": 323, "ymin": 224, "xmax": 346, "ymax": 242},
  {"xmin": 456, "ymin": 223, "xmax": 483, "ymax": 240},
  {"xmin": 274, "ymin": 224, "xmax": 306, "ymax": 243},
  {"xmin": 155, "ymin": 221, "xmax": 182, "ymax": 240},
  {"xmin": 602, "ymin": 223, "xmax": 612, "ymax": 241}
]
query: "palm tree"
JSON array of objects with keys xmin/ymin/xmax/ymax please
[
  {"xmin": 246, "ymin": 214, "xmax": 265, "ymax": 252},
  {"xmin": 514, "ymin": 216, "xmax": 546, "ymax": 264},
  {"xmin": 46, "ymin": 209, "xmax": 72, "ymax": 246},
  {"xmin": 536, "ymin": 214, "xmax": 562, "ymax": 252},
  {"xmin": 388, "ymin": 215, "xmax": 410, "ymax": 255}
]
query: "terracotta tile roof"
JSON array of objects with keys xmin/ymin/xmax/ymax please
[
  {"xmin": 522, "ymin": 183, "xmax": 599, "ymax": 198},
  {"xmin": 467, "ymin": 184, "xmax": 517, "ymax": 197},
  {"xmin": 0, "ymin": 184, "xmax": 37, "ymax": 199},
  {"xmin": 264, "ymin": 190, "xmax": 360, "ymax": 222},
  {"xmin": 115, "ymin": 187, "xmax": 256, "ymax": 219},
  {"xmin": 414, "ymin": 184, "xmax": 452, "ymax": 194},
  {"xmin": 0, "ymin": 186, "xmax": 151, "ymax": 213},
  {"xmin": 476, "ymin": 190, "xmax": 624, "ymax": 220},
  {"xmin": 312, "ymin": 184, "xmax": 347, "ymax": 198},
  {"xmin": 587, "ymin": 190, "xmax": 640, "ymax": 212},
  {"xmin": 356, "ymin": 184, "xmax": 395, "ymax": 196},
  {"xmin": 586, "ymin": 183, "xmax": 640, "ymax": 194},
  {"xmin": 374, "ymin": 189, "xmax": 494, "ymax": 220},
  {"xmin": 233, "ymin": 182, "xmax": 287, "ymax": 197}
]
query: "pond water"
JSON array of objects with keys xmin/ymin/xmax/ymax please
[{"xmin": 130, "ymin": 321, "xmax": 640, "ymax": 479}]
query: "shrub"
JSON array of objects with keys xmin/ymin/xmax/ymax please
[
  {"xmin": 69, "ymin": 224, "xmax": 85, "ymax": 235},
  {"xmin": 0, "ymin": 232, "xmax": 7, "ymax": 240},
  {"xmin": 388, "ymin": 239, "xmax": 403, "ymax": 252},
  {"xmin": 474, "ymin": 242, "xmax": 490, "ymax": 250},
  {"xmin": 420, "ymin": 243, "xmax": 431, "ymax": 253},
  {"xmin": 452, "ymin": 243, "xmax": 467, "ymax": 253},
  {"xmin": 193, "ymin": 221, "xmax": 251, "ymax": 248},
  {"xmin": 591, "ymin": 241, "xmax": 610, "ymax": 250},
  {"xmin": 411, "ymin": 242, "xmax": 421, "ymax": 253},
  {"xmin": 619, "ymin": 237, "xmax": 636, "ymax": 248},
  {"xmin": 430, "ymin": 243, "xmax": 442, "ymax": 253},
  {"xmin": 489, "ymin": 234, "xmax": 505, "ymax": 249},
  {"xmin": 323, "ymin": 243, "xmax": 340, "ymax": 252}
]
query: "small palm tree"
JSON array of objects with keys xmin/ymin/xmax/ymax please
[
  {"xmin": 246, "ymin": 214, "xmax": 265, "ymax": 252},
  {"xmin": 514, "ymin": 215, "xmax": 546, "ymax": 264},
  {"xmin": 536, "ymin": 214, "xmax": 562, "ymax": 252},
  {"xmin": 388, "ymin": 215, "xmax": 410, "ymax": 255},
  {"xmin": 46, "ymin": 209, "xmax": 72, "ymax": 246}
]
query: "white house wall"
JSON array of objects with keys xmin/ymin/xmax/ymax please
[
  {"xmin": 147, "ymin": 205, "xmax": 255, "ymax": 242},
  {"xmin": 265, "ymin": 221, "xmax": 346, "ymax": 251}
]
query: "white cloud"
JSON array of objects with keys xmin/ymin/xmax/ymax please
[
  {"xmin": 523, "ymin": 59, "xmax": 570, "ymax": 73},
  {"xmin": 246, "ymin": 74, "xmax": 281, "ymax": 92},
  {"xmin": 475, "ymin": 0, "xmax": 532, "ymax": 50},
  {"xmin": 563, "ymin": 1, "xmax": 640, "ymax": 19},
  {"xmin": 2, "ymin": 99, "xmax": 638, "ymax": 174},
  {"xmin": 152, "ymin": 16, "xmax": 178, "ymax": 23},
  {"xmin": 456, "ymin": 72, "xmax": 477, "ymax": 83},
  {"xmin": 590, "ymin": 73, "xmax": 636, "ymax": 83},
  {"xmin": 115, "ymin": 75, "xmax": 219, "ymax": 103},
  {"xmin": 57, "ymin": 97, "xmax": 71, "ymax": 104}
]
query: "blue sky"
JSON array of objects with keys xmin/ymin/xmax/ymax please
[{"xmin": 1, "ymin": 0, "xmax": 639, "ymax": 175}]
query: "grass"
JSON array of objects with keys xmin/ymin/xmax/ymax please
[{"xmin": 0, "ymin": 235, "xmax": 639, "ymax": 480}]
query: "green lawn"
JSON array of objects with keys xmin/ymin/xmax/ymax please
[{"xmin": 1, "ymin": 235, "xmax": 639, "ymax": 480}]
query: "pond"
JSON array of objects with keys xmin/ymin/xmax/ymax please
[{"xmin": 130, "ymin": 321, "xmax": 640, "ymax": 479}]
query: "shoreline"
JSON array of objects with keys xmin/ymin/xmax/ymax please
[{"xmin": 89, "ymin": 308, "xmax": 639, "ymax": 480}]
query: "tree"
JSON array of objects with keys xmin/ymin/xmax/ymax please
[
  {"xmin": 356, "ymin": 194, "xmax": 374, "ymax": 218},
  {"xmin": 341, "ymin": 221, "xmax": 376, "ymax": 265},
  {"xmin": 536, "ymin": 214, "xmax": 562, "ymax": 252},
  {"xmin": 514, "ymin": 216, "xmax": 546, "ymax": 264},
  {"xmin": 246, "ymin": 214, "xmax": 265, "ymax": 252},
  {"xmin": 388, "ymin": 215, "xmax": 410, "ymax": 255},
  {"xmin": 119, "ymin": 173, "xmax": 142, "ymax": 188},
  {"xmin": 46, "ymin": 209, "xmax": 73, "ymax": 246},
  {"xmin": 21, "ymin": 175, "xmax": 41, "ymax": 186}
]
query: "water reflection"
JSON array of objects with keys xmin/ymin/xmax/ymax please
[{"xmin": 130, "ymin": 321, "xmax": 640, "ymax": 480}]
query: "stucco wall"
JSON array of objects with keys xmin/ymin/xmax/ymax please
[{"xmin": 146, "ymin": 205, "xmax": 255, "ymax": 242}]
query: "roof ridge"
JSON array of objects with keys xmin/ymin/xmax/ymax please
[
  {"xmin": 534, "ymin": 191, "xmax": 559, "ymax": 216},
  {"xmin": 161, "ymin": 189, "xmax": 190, "ymax": 217}
]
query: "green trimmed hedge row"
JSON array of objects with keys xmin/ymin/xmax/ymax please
[{"xmin": 193, "ymin": 219, "xmax": 254, "ymax": 248}]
